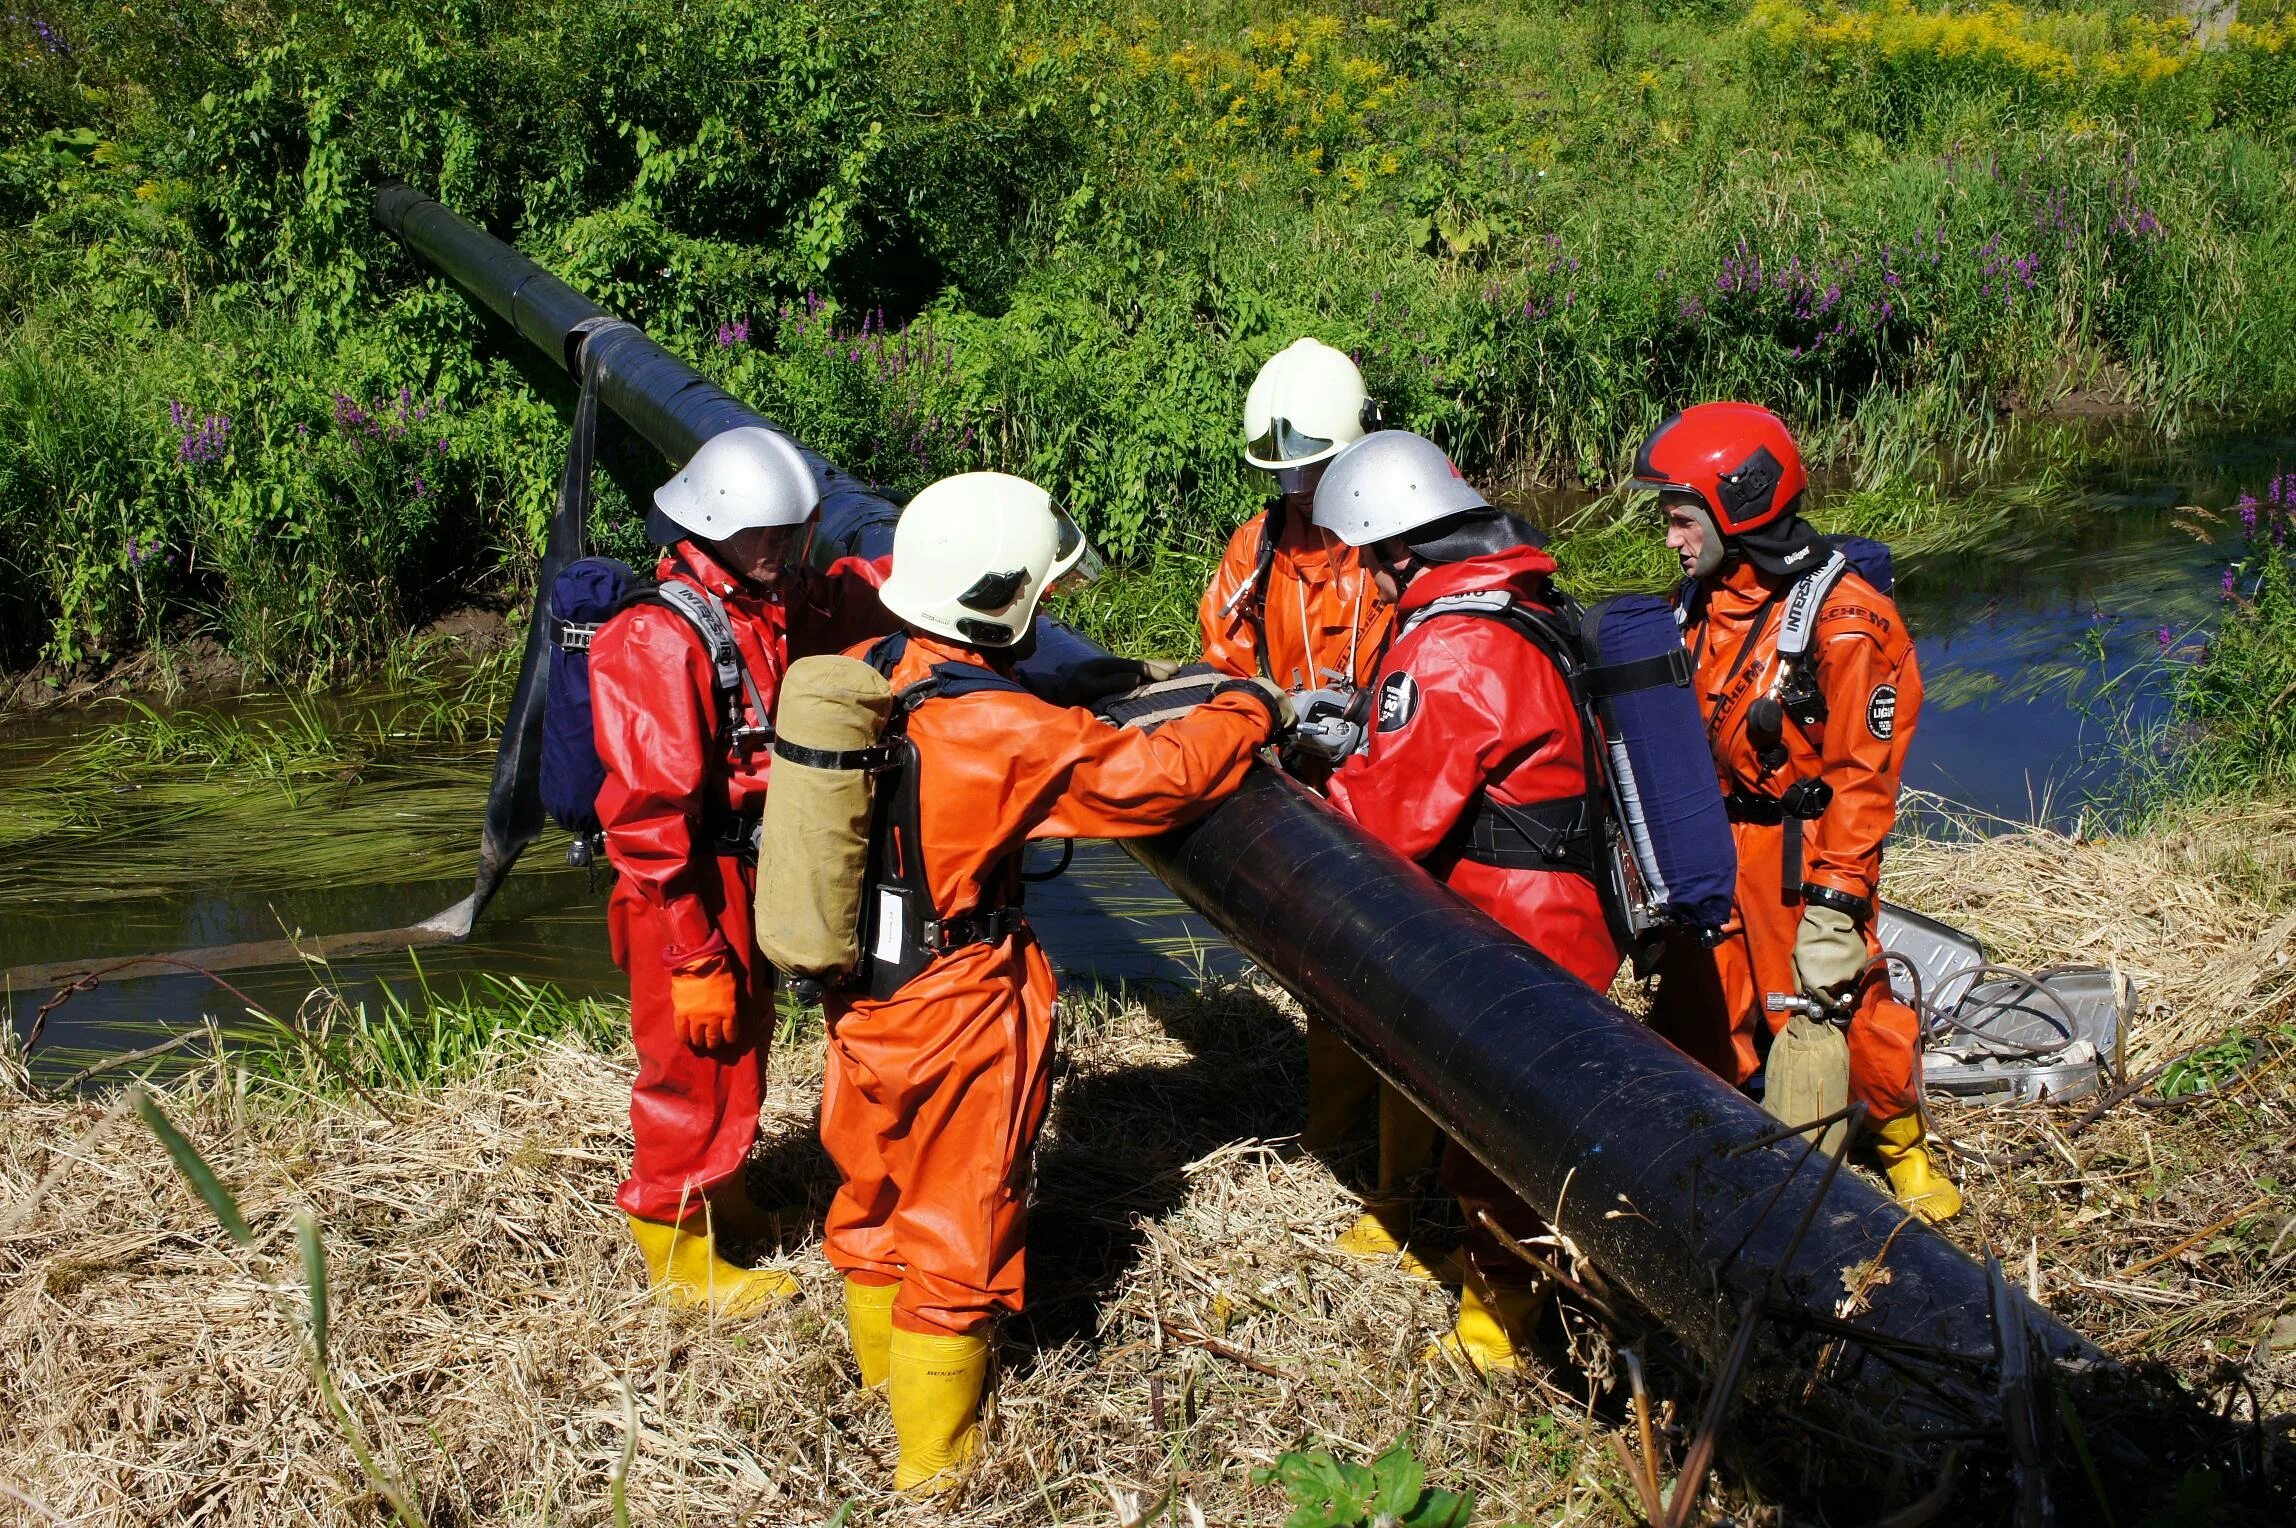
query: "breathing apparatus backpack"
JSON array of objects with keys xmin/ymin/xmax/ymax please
[
  {"xmin": 539, "ymin": 554, "xmax": 775, "ymax": 864},
  {"xmin": 1403, "ymin": 589, "xmax": 1738, "ymax": 972},
  {"xmin": 751, "ymin": 631, "xmax": 1035, "ymax": 999}
]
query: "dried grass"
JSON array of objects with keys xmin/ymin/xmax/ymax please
[
  {"xmin": 0, "ymin": 984, "xmax": 1635, "ymax": 1526},
  {"xmin": 1889, "ymin": 797, "xmax": 2296, "ymax": 1440},
  {"xmin": 1888, "ymin": 796, "xmax": 2296, "ymax": 1065},
  {"xmin": 0, "ymin": 802, "xmax": 2289, "ymax": 1524}
]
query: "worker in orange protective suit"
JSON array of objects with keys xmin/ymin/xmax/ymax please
[
  {"xmin": 1317, "ymin": 430, "xmax": 1625, "ymax": 1374},
  {"xmin": 820, "ymin": 471, "xmax": 1282, "ymax": 1495},
  {"xmin": 1634, "ymin": 402, "xmax": 1960, "ymax": 1222},
  {"xmin": 591, "ymin": 427, "xmax": 894, "ymax": 1316},
  {"xmin": 1199, "ymin": 338, "xmax": 1403, "ymax": 1192},
  {"xmin": 1199, "ymin": 337, "xmax": 1394, "ymax": 693}
]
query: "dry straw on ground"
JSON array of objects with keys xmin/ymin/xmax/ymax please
[{"xmin": 1, "ymin": 803, "xmax": 2290, "ymax": 1525}]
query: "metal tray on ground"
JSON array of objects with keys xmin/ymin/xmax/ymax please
[{"xmin": 1878, "ymin": 901, "xmax": 2134, "ymax": 1105}]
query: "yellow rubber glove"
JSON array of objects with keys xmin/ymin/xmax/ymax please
[
  {"xmin": 1792, "ymin": 904, "xmax": 1870, "ymax": 1005},
  {"xmin": 1139, "ymin": 658, "xmax": 1184, "ymax": 682},
  {"xmin": 669, "ymin": 958, "xmax": 741, "ymax": 1051}
]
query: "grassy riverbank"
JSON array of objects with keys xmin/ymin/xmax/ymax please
[
  {"xmin": 2, "ymin": 801, "xmax": 2289, "ymax": 1523},
  {"xmin": 3, "ymin": 0, "xmax": 2293, "ymax": 678}
]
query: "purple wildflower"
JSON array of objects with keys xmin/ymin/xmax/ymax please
[
  {"xmin": 2156, "ymin": 625, "xmax": 2174, "ymax": 649},
  {"xmin": 178, "ymin": 412, "xmax": 230, "ymax": 465}
]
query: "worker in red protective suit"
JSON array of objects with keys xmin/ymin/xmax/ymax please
[
  {"xmin": 1634, "ymin": 402, "xmax": 1959, "ymax": 1222},
  {"xmin": 1199, "ymin": 338, "xmax": 1404, "ymax": 1194},
  {"xmin": 1318, "ymin": 430, "xmax": 1626, "ymax": 1374},
  {"xmin": 820, "ymin": 471, "xmax": 1282, "ymax": 1494},
  {"xmin": 591, "ymin": 427, "xmax": 894, "ymax": 1316}
]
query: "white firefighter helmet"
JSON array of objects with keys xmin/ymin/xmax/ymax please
[
  {"xmin": 878, "ymin": 471, "xmax": 1096, "ymax": 647},
  {"xmin": 1310, "ymin": 430, "xmax": 1492, "ymax": 547},
  {"xmin": 650, "ymin": 426, "xmax": 821, "ymax": 544},
  {"xmin": 1242, "ymin": 337, "xmax": 1371, "ymax": 471}
]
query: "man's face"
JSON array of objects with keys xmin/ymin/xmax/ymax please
[
  {"xmin": 1270, "ymin": 458, "xmax": 1328, "ymax": 502},
  {"xmin": 1368, "ymin": 538, "xmax": 1414, "ymax": 605},
  {"xmin": 1663, "ymin": 496, "xmax": 1712, "ymax": 579},
  {"xmin": 717, "ymin": 523, "xmax": 801, "ymax": 589}
]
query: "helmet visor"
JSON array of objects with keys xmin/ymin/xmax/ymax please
[
  {"xmin": 1047, "ymin": 507, "xmax": 1104, "ymax": 596},
  {"xmin": 1246, "ymin": 415, "xmax": 1336, "ymax": 469}
]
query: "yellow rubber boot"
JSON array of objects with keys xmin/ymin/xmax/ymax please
[
  {"xmin": 1872, "ymin": 1114, "xmax": 1964, "ymax": 1224},
  {"xmin": 1333, "ymin": 1087, "xmax": 1446, "ymax": 1278},
  {"xmin": 1424, "ymin": 1278, "xmax": 1549, "ymax": 1376},
  {"xmin": 844, "ymin": 1277, "xmax": 898, "ymax": 1388},
  {"xmin": 1301, "ymin": 1016, "xmax": 1378, "ymax": 1152},
  {"xmin": 888, "ymin": 1328, "xmax": 989, "ymax": 1495},
  {"xmin": 626, "ymin": 1213, "xmax": 798, "ymax": 1317}
]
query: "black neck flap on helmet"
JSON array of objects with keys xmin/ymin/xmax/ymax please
[
  {"xmin": 1400, "ymin": 508, "xmax": 1549, "ymax": 566},
  {"xmin": 1728, "ymin": 505, "xmax": 1825, "ymax": 579}
]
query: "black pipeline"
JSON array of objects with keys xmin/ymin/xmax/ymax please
[
  {"xmin": 374, "ymin": 185, "xmax": 2113, "ymax": 1456},
  {"xmin": 375, "ymin": 182, "xmax": 901, "ymax": 550}
]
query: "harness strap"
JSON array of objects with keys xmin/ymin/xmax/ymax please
[
  {"xmin": 921, "ymin": 905, "xmax": 1025, "ymax": 955},
  {"xmin": 652, "ymin": 580, "xmax": 776, "ymax": 747},
  {"xmin": 1457, "ymin": 796, "xmax": 1599, "ymax": 876},
  {"xmin": 1774, "ymin": 549, "xmax": 1850, "ymax": 664},
  {"xmin": 1582, "ymin": 647, "xmax": 1690, "ymax": 698},
  {"xmin": 774, "ymin": 738, "xmax": 898, "ymax": 771},
  {"xmin": 857, "ymin": 628, "xmax": 1036, "ymax": 998},
  {"xmin": 1724, "ymin": 778, "xmax": 1833, "ymax": 887}
]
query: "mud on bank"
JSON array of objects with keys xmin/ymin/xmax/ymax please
[{"xmin": 1, "ymin": 805, "xmax": 2290, "ymax": 1525}]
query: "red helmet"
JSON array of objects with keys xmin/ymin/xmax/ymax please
[{"xmin": 1632, "ymin": 402, "xmax": 1807, "ymax": 537}]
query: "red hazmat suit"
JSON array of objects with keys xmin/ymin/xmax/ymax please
[
  {"xmin": 1653, "ymin": 556, "xmax": 1925, "ymax": 1123},
  {"xmin": 1326, "ymin": 544, "xmax": 1625, "ymax": 1282},
  {"xmin": 820, "ymin": 634, "xmax": 1274, "ymax": 1337},
  {"xmin": 1198, "ymin": 500, "xmax": 1396, "ymax": 690},
  {"xmin": 592, "ymin": 540, "xmax": 890, "ymax": 1222}
]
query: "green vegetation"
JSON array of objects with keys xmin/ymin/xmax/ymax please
[
  {"xmin": 2075, "ymin": 473, "xmax": 2296, "ymax": 813},
  {"xmin": 2160, "ymin": 480, "xmax": 2296, "ymax": 799},
  {"xmin": 4, "ymin": 0, "xmax": 2293, "ymax": 679},
  {"xmin": 1254, "ymin": 1440, "xmax": 1477, "ymax": 1527},
  {"xmin": 242, "ymin": 972, "xmax": 627, "ymax": 1095}
]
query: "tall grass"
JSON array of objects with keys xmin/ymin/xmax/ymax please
[{"xmin": 2, "ymin": 0, "xmax": 2292, "ymax": 678}]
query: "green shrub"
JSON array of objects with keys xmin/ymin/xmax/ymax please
[{"xmin": 2, "ymin": 0, "xmax": 2293, "ymax": 673}]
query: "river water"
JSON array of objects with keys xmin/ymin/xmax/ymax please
[{"xmin": 3, "ymin": 427, "xmax": 2281, "ymax": 1077}]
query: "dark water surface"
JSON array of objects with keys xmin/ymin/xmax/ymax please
[{"xmin": 4, "ymin": 427, "xmax": 2281, "ymax": 1075}]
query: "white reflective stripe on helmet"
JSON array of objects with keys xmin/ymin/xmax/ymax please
[
  {"xmin": 652, "ymin": 426, "xmax": 821, "ymax": 540},
  {"xmin": 878, "ymin": 471, "xmax": 1077, "ymax": 647},
  {"xmin": 1309, "ymin": 430, "xmax": 1492, "ymax": 547},
  {"xmin": 1242, "ymin": 337, "xmax": 1369, "ymax": 470}
]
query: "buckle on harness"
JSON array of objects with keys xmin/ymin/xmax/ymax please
[
  {"xmin": 922, "ymin": 906, "xmax": 1022, "ymax": 953},
  {"xmin": 554, "ymin": 619, "xmax": 601, "ymax": 652}
]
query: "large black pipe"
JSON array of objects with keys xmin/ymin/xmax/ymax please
[
  {"xmin": 376, "ymin": 182, "xmax": 901, "ymax": 554},
  {"xmin": 1128, "ymin": 773, "xmax": 2103, "ymax": 1423},
  {"xmin": 374, "ymin": 186, "xmax": 2108, "ymax": 1447}
]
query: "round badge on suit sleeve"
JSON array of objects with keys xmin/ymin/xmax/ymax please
[
  {"xmin": 1375, "ymin": 670, "xmax": 1420, "ymax": 733},
  {"xmin": 1866, "ymin": 683, "xmax": 1898, "ymax": 740}
]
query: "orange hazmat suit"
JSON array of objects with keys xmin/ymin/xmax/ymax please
[
  {"xmin": 1198, "ymin": 499, "xmax": 1395, "ymax": 691},
  {"xmin": 1653, "ymin": 556, "xmax": 1925, "ymax": 1123},
  {"xmin": 819, "ymin": 634, "xmax": 1276, "ymax": 1337}
]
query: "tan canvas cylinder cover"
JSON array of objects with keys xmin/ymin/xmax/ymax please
[{"xmin": 755, "ymin": 655, "xmax": 896, "ymax": 980}]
